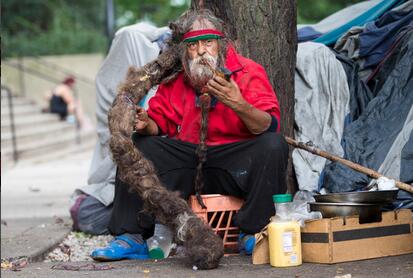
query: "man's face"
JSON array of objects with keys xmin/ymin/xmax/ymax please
[
  {"xmin": 186, "ymin": 38, "xmax": 219, "ymax": 60},
  {"xmin": 185, "ymin": 38, "xmax": 219, "ymax": 90},
  {"xmin": 188, "ymin": 18, "xmax": 220, "ymax": 60},
  {"xmin": 183, "ymin": 18, "xmax": 222, "ymax": 90}
]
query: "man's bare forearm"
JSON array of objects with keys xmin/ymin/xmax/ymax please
[{"xmin": 232, "ymin": 100, "xmax": 271, "ymax": 135}]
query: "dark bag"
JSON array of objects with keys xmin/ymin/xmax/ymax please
[{"xmin": 70, "ymin": 194, "xmax": 113, "ymax": 235}]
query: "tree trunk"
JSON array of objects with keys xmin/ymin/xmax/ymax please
[{"xmin": 192, "ymin": 0, "xmax": 298, "ymax": 193}]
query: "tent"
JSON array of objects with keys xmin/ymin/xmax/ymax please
[{"xmin": 294, "ymin": 0, "xmax": 413, "ymax": 209}]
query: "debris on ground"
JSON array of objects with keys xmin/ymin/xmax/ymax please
[
  {"xmin": 44, "ymin": 232, "xmax": 113, "ymax": 262},
  {"xmin": 51, "ymin": 263, "xmax": 115, "ymax": 271},
  {"xmin": 335, "ymin": 274, "xmax": 352, "ymax": 278},
  {"xmin": 28, "ymin": 186, "xmax": 41, "ymax": 192},
  {"xmin": 54, "ymin": 217, "xmax": 64, "ymax": 224},
  {"xmin": 1, "ymin": 257, "xmax": 29, "ymax": 271}
]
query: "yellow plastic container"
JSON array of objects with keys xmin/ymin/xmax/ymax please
[
  {"xmin": 268, "ymin": 194, "xmax": 302, "ymax": 267},
  {"xmin": 268, "ymin": 219, "xmax": 302, "ymax": 267}
]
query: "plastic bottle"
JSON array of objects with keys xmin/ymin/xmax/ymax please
[
  {"xmin": 147, "ymin": 224, "xmax": 174, "ymax": 259},
  {"xmin": 268, "ymin": 194, "xmax": 302, "ymax": 267}
]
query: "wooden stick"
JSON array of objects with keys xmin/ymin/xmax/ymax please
[{"xmin": 285, "ymin": 136, "xmax": 413, "ymax": 194}]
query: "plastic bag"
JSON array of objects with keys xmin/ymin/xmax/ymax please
[{"xmin": 289, "ymin": 190, "xmax": 322, "ymax": 227}]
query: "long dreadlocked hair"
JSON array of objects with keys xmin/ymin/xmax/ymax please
[
  {"xmin": 178, "ymin": 10, "xmax": 231, "ymax": 208},
  {"xmin": 108, "ymin": 9, "xmax": 232, "ymax": 269},
  {"xmin": 194, "ymin": 92, "xmax": 211, "ymax": 208}
]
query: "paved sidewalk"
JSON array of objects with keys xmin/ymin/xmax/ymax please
[
  {"xmin": 1, "ymin": 214, "xmax": 412, "ymax": 277},
  {"xmin": 1, "ymin": 217, "xmax": 71, "ymax": 262},
  {"xmin": 1, "ymin": 149, "xmax": 93, "ymax": 219},
  {"xmin": 1, "ymin": 149, "xmax": 90, "ymax": 265},
  {"xmin": 1, "ymin": 253, "xmax": 413, "ymax": 277}
]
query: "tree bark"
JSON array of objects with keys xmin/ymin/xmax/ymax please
[{"xmin": 192, "ymin": 0, "xmax": 298, "ymax": 193}]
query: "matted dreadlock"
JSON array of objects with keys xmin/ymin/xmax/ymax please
[
  {"xmin": 108, "ymin": 9, "xmax": 232, "ymax": 269},
  {"xmin": 178, "ymin": 9, "xmax": 231, "ymax": 208}
]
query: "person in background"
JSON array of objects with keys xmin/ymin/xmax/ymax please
[{"xmin": 43, "ymin": 76, "xmax": 88, "ymax": 128}]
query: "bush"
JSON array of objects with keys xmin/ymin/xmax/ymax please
[{"xmin": 1, "ymin": 0, "xmax": 107, "ymax": 58}]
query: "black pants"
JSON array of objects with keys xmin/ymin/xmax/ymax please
[{"xmin": 108, "ymin": 132, "xmax": 288, "ymax": 236}]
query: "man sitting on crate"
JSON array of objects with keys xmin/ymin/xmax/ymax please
[{"xmin": 91, "ymin": 9, "xmax": 288, "ymax": 261}]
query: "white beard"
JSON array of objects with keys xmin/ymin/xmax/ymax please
[{"xmin": 188, "ymin": 54, "xmax": 218, "ymax": 90}]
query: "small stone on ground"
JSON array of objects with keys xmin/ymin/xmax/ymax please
[{"xmin": 44, "ymin": 232, "xmax": 113, "ymax": 262}]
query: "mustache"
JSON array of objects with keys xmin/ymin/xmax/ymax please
[
  {"xmin": 189, "ymin": 54, "xmax": 217, "ymax": 69},
  {"xmin": 186, "ymin": 55, "xmax": 218, "ymax": 90}
]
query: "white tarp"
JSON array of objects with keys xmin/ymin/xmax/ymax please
[{"xmin": 293, "ymin": 42, "xmax": 350, "ymax": 192}]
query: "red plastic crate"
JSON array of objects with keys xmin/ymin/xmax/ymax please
[{"xmin": 189, "ymin": 194, "xmax": 244, "ymax": 254}]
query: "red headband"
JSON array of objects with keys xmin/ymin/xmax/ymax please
[{"xmin": 182, "ymin": 29, "xmax": 224, "ymax": 42}]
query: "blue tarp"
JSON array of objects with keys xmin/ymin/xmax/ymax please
[
  {"xmin": 314, "ymin": 0, "xmax": 406, "ymax": 46},
  {"xmin": 322, "ymin": 29, "xmax": 413, "ymax": 207},
  {"xmin": 359, "ymin": 9, "xmax": 413, "ymax": 68},
  {"xmin": 298, "ymin": 26, "xmax": 322, "ymax": 42},
  {"xmin": 297, "ymin": 0, "xmax": 382, "ymax": 43},
  {"xmin": 333, "ymin": 51, "xmax": 374, "ymax": 122},
  {"xmin": 294, "ymin": 0, "xmax": 413, "ymax": 210}
]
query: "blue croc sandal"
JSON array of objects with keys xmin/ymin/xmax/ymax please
[
  {"xmin": 239, "ymin": 232, "xmax": 256, "ymax": 255},
  {"xmin": 91, "ymin": 234, "xmax": 149, "ymax": 261}
]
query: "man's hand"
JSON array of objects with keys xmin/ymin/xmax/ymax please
[
  {"xmin": 206, "ymin": 75, "xmax": 272, "ymax": 135},
  {"xmin": 206, "ymin": 75, "xmax": 247, "ymax": 111},
  {"xmin": 134, "ymin": 106, "xmax": 159, "ymax": 135},
  {"xmin": 135, "ymin": 106, "xmax": 149, "ymax": 131}
]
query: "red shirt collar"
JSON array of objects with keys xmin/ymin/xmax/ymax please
[{"xmin": 224, "ymin": 45, "xmax": 244, "ymax": 73}]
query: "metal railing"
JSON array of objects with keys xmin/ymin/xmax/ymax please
[
  {"xmin": 2, "ymin": 85, "xmax": 19, "ymax": 162},
  {"xmin": 32, "ymin": 56, "xmax": 95, "ymax": 85},
  {"xmin": 4, "ymin": 60, "xmax": 67, "ymax": 85}
]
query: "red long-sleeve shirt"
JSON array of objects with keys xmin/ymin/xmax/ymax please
[{"xmin": 147, "ymin": 46, "xmax": 280, "ymax": 146}]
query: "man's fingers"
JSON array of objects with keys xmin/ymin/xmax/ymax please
[
  {"xmin": 208, "ymin": 79, "xmax": 227, "ymax": 93},
  {"xmin": 206, "ymin": 85, "xmax": 221, "ymax": 97},
  {"xmin": 213, "ymin": 75, "xmax": 230, "ymax": 87},
  {"xmin": 135, "ymin": 108, "xmax": 149, "ymax": 130},
  {"xmin": 135, "ymin": 107, "xmax": 148, "ymax": 123},
  {"xmin": 136, "ymin": 106, "xmax": 146, "ymax": 115},
  {"xmin": 206, "ymin": 83, "xmax": 222, "ymax": 95}
]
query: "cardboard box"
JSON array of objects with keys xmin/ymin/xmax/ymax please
[
  {"xmin": 252, "ymin": 209, "xmax": 413, "ymax": 265},
  {"xmin": 252, "ymin": 225, "xmax": 270, "ymax": 265},
  {"xmin": 301, "ymin": 209, "xmax": 413, "ymax": 263}
]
